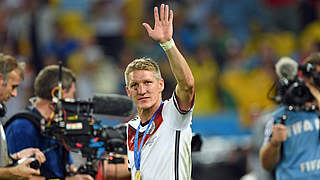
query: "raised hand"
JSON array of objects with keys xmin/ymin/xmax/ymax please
[
  {"xmin": 270, "ymin": 124, "xmax": 287, "ymax": 147},
  {"xmin": 142, "ymin": 4, "xmax": 173, "ymax": 43}
]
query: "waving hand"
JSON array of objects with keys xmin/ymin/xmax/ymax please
[{"xmin": 142, "ymin": 4, "xmax": 173, "ymax": 43}]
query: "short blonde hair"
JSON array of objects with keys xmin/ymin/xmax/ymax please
[{"xmin": 124, "ymin": 58, "xmax": 162, "ymax": 86}]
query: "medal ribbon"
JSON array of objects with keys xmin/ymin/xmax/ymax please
[{"xmin": 134, "ymin": 102, "xmax": 163, "ymax": 171}]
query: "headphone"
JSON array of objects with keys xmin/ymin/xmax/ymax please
[{"xmin": 0, "ymin": 102, "xmax": 7, "ymax": 117}]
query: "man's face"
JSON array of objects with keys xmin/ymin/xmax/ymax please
[
  {"xmin": 303, "ymin": 65, "xmax": 320, "ymax": 87},
  {"xmin": 126, "ymin": 70, "xmax": 164, "ymax": 110},
  {"xmin": 0, "ymin": 69, "xmax": 21, "ymax": 104},
  {"xmin": 64, "ymin": 82, "xmax": 76, "ymax": 99}
]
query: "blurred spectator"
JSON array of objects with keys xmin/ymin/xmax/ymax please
[
  {"xmin": 91, "ymin": 0, "xmax": 126, "ymax": 62},
  {"xmin": 43, "ymin": 20, "xmax": 79, "ymax": 67},
  {"xmin": 67, "ymin": 36, "xmax": 121, "ymax": 99},
  {"xmin": 241, "ymin": 109, "xmax": 275, "ymax": 180},
  {"xmin": 262, "ymin": 0, "xmax": 300, "ymax": 33},
  {"xmin": 220, "ymin": 38, "xmax": 275, "ymax": 127},
  {"xmin": 211, "ymin": 0, "xmax": 267, "ymax": 43},
  {"xmin": 188, "ymin": 44, "xmax": 221, "ymax": 115}
]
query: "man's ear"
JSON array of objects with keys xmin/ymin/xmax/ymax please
[
  {"xmin": 159, "ymin": 78, "xmax": 164, "ymax": 92},
  {"xmin": 126, "ymin": 86, "xmax": 132, "ymax": 98},
  {"xmin": 0, "ymin": 74, "xmax": 4, "ymax": 86}
]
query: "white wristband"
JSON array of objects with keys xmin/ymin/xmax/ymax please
[{"xmin": 160, "ymin": 39, "xmax": 175, "ymax": 51}]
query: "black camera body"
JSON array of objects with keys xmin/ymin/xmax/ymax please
[
  {"xmin": 274, "ymin": 62, "xmax": 320, "ymax": 108},
  {"xmin": 43, "ymin": 99, "xmax": 127, "ymax": 158},
  {"xmin": 276, "ymin": 77, "xmax": 314, "ymax": 107},
  {"xmin": 38, "ymin": 97, "xmax": 128, "ymax": 177}
]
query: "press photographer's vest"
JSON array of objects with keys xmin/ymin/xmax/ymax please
[
  {"xmin": 4, "ymin": 107, "xmax": 70, "ymax": 178},
  {"xmin": 273, "ymin": 107, "xmax": 320, "ymax": 180},
  {"xmin": 4, "ymin": 107, "xmax": 42, "ymax": 130}
]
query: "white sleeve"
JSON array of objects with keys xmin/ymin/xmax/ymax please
[
  {"xmin": 162, "ymin": 92, "xmax": 194, "ymax": 130},
  {"xmin": 262, "ymin": 118, "xmax": 275, "ymax": 147}
]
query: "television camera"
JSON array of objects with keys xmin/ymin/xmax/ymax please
[
  {"xmin": 36, "ymin": 63, "xmax": 135, "ymax": 177},
  {"xmin": 270, "ymin": 57, "xmax": 320, "ymax": 110}
]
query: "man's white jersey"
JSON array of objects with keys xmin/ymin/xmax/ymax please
[{"xmin": 127, "ymin": 92, "xmax": 194, "ymax": 180}]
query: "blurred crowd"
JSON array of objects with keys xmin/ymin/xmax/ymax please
[{"xmin": 0, "ymin": 0, "xmax": 320, "ymax": 128}]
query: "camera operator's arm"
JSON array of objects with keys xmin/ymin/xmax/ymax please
[
  {"xmin": 0, "ymin": 158, "xmax": 40, "ymax": 179},
  {"xmin": 101, "ymin": 155, "xmax": 130, "ymax": 178},
  {"xmin": 260, "ymin": 124, "xmax": 287, "ymax": 171},
  {"xmin": 305, "ymin": 81, "xmax": 320, "ymax": 107}
]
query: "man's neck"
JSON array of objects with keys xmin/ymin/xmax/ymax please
[
  {"xmin": 34, "ymin": 98, "xmax": 53, "ymax": 120},
  {"xmin": 138, "ymin": 101, "xmax": 162, "ymax": 124}
]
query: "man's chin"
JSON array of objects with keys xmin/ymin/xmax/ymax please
[{"xmin": 138, "ymin": 103, "xmax": 153, "ymax": 110}]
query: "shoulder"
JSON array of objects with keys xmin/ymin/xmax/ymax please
[
  {"xmin": 127, "ymin": 117, "xmax": 140, "ymax": 130},
  {"xmin": 6, "ymin": 118, "xmax": 37, "ymax": 134},
  {"xmin": 271, "ymin": 106, "xmax": 286, "ymax": 118},
  {"xmin": 164, "ymin": 92, "xmax": 194, "ymax": 115},
  {"xmin": 7, "ymin": 118, "xmax": 35, "ymax": 128}
]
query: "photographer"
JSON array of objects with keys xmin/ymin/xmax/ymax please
[
  {"xmin": 0, "ymin": 53, "xmax": 46, "ymax": 179},
  {"xmin": 260, "ymin": 53, "xmax": 320, "ymax": 179},
  {"xmin": 5, "ymin": 65, "xmax": 93, "ymax": 180}
]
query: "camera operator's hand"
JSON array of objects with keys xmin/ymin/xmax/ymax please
[
  {"xmin": 14, "ymin": 148, "xmax": 46, "ymax": 164},
  {"xmin": 305, "ymin": 81, "xmax": 320, "ymax": 105},
  {"xmin": 270, "ymin": 124, "xmax": 287, "ymax": 147},
  {"xmin": 66, "ymin": 174, "xmax": 94, "ymax": 180},
  {"xmin": 10, "ymin": 158, "xmax": 41, "ymax": 179}
]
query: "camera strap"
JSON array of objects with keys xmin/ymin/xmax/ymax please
[{"xmin": 4, "ymin": 106, "xmax": 42, "ymax": 130}]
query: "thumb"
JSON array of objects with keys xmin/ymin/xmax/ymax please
[
  {"xmin": 22, "ymin": 158, "xmax": 35, "ymax": 165},
  {"xmin": 21, "ymin": 159, "xmax": 40, "ymax": 175},
  {"xmin": 142, "ymin": 23, "xmax": 153, "ymax": 35}
]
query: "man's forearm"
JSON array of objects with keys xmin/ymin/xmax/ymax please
[
  {"xmin": 164, "ymin": 43, "xmax": 194, "ymax": 103},
  {"xmin": 0, "ymin": 167, "xmax": 25, "ymax": 180},
  {"xmin": 260, "ymin": 142, "xmax": 281, "ymax": 171},
  {"xmin": 29, "ymin": 176, "xmax": 45, "ymax": 180},
  {"xmin": 0, "ymin": 167, "xmax": 15, "ymax": 179}
]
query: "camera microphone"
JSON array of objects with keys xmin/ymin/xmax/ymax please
[
  {"xmin": 62, "ymin": 94, "xmax": 136, "ymax": 117},
  {"xmin": 92, "ymin": 94, "xmax": 135, "ymax": 117},
  {"xmin": 275, "ymin": 57, "xmax": 298, "ymax": 81}
]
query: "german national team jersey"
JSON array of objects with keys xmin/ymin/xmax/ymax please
[
  {"xmin": 263, "ymin": 106, "xmax": 320, "ymax": 180},
  {"xmin": 127, "ymin": 92, "xmax": 194, "ymax": 180}
]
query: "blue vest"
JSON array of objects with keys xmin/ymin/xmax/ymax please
[{"xmin": 273, "ymin": 107, "xmax": 320, "ymax": 180}]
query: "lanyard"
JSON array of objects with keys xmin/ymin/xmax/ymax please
[{"xmin": 134, "ymin": 102, "xmax": 163, "ymax": 171}]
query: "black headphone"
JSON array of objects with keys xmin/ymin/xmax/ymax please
[{"xmin": 0, "ymin": 102, "xmax": 7, "ymax": 117}]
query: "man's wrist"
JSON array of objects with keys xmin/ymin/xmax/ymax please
[
  {"xmin": 10, "ymin": 152, "xmax": 20, "ymax": 160},
  {"xmin": 270, "ymin": 139, "xmax": 281, "ymax": 148},
  {"xmin": 15, "ymin": 152, "xmax": 20, "ymax": 160},
  {"xmin": 160, "ymin": 39, "xmax": 175, "ymax": 51}
]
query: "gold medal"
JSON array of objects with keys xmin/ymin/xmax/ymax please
[{"xmin": 135, "ymin": 170, "xmax": 141, "ymax": 180}]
